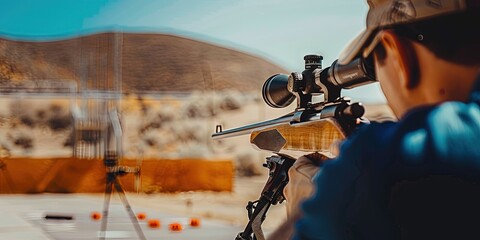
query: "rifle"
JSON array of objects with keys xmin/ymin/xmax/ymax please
[{"xmin": 212, "ymin": 55, "xmax": 376, "ymax": 240}]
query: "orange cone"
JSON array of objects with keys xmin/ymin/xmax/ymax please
[
  {"xmin": 91, "ymin": 212, "xmax": 102, "ymax": 220},
  {"xmin": 137, "ymin": 212, "xmax": 147, "ymax": 220},
  {"xmin": 148, "ymin": 219, "xmax": 161, "ymax": 228},
  {"xmin": 169, "ymin": 222, "xmax": 183, "ymax": 232},
  {"xmin": 189, "ymin": 218, "xmax": 201, "ymax": 227}
]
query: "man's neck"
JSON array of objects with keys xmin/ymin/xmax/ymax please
[{"xmin": 415, "ymin": 49, "xmax": 480, "ymax": 105}]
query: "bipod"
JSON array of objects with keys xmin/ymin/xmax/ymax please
[
  {"xmin": 100, "ymin": 151, "xmax": 146, "ymax": 240},
  {"xmin": 235, "ymin": 154, "xmax": 295, "ymax": 240}
]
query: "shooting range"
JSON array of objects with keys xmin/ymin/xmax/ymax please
[
  {"xmin": 0, "ymin": 1, "xmax": 395, "ymax": 239},
  {"xmin": 0, "ymin": 31, "xmax": 294, "ymax": 239}
]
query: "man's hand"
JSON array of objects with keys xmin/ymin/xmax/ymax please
[
  {"xmin": 269, "ymin": 153, "xmax": 326, "ymax": 240},
  {"xmin": 284, "ymin": 152, "xmax": 329, "ymax": 218}
]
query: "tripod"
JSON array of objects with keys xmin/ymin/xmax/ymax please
[{"xmin": 100, "ymin": 151, "xmax": 146, "ymax": 240}]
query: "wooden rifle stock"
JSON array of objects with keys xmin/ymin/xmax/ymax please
[
  {"xmin": 250, "ymin": 118, "xmax": 345, "ymax": 156},
  {"xmin": 212, "ymin": 100, "xmax": 363, "ymax": 155}
]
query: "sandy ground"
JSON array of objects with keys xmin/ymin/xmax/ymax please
[
  {"xmin": 125, "ymin": 174, "xmax": 288, "ymax": 231},
  {"xmin": 0, "ymin": 174, "xmax": 285, "ymax": 240}
]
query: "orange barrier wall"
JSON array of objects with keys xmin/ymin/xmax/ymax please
[{"xmin": 0, "ymin": 158, "xmax": 233, "ymax": 193}]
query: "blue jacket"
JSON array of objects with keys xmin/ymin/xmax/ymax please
[{"xmin": 293, "ymin": 76, "xmax": 480, "ymax": 240}]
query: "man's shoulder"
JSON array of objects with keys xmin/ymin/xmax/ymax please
[
  {"xmin": 354, "ymin": 101, "xmax": 480, "ymax": 138},
  {"xmin": 428, "ymin": 101, "xmax": 480, "ymax": 133},
  {"xmin": 345, "ymin": 101, "xmax": 480, "ymax": 158},
  {"xmin": 350, "ymin": 101, "xmax": 480, "ymax": 164},
  {"xmin": 426, "ymin": 101, "xmax": 480, "ymax": 161}
]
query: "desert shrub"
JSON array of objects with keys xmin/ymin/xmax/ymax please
[
  {"xmin": 139, "ymin": 122, "xmax": 161, "ymax": 134},
  {"xmin": 204, "ymin": 99, "xmax": 216, "ymax": 117},
  {"xmin": 45, "ymin": 103, "xmax": 72, "ymax": 131},
  {"xmin": 9, "ymin": 100, "xmax": 37, "ymax": 127},
  {"xmin": 138, "ymin": 107, "xmax": 175, "ymax": 134},
  {"xmin": 169, "ymin": 121, "xmax": 206, "ymax": 143},
  {"xmin": 144, "ymin": 137, "xmax": 157, "ymax": 147},
  {"xmin": 19, "ymin": 115, "xmax": 35, "ymax": 127},
  {"xmin": 183, "ymin": 92, "xmax": 218, "ymax": 118},
  {"xmin": 49, "ymin": 103, "xmax": 63, "ymax": 114},
  {"xmin": 36, "ymin": 109, "xmax": 46, "ymax": 120},
  {"xmin": 184, "ymin": 100, "xmax": 217, "ymax": 118},
  {"xmin": 47, "ymin": 115, "xmax": 72, "ymax": 131},
  {"xmin": 235, "ymin": 151, "xmax": 263, "ymax": 177},
  {"xmin": 184, "ymin": 102, "xmax": 204, "ymax": 118},
  {"xmin": 156, "ymin": 107, "xmax": 175, "ymax": 122},
  {"xmin": 140, "ymin": 130, "xmax": 171, "ymax": 150},
  {"xmin": 141, "ymin": 134, "xmax": 161, "ymax": 147},
  {"xmin": 63, "ymin": 131, "xmax": 74, "ymax": 147},
  {"xmin": 13, "ymin": 135, "xmax": 33, "ymax": 150},
  {"xmin": 219, "ymin": 90, "xmax": 243, "ymax": 111},
  {"xmin": 8, "ymin": 100, "xmax": 72, "ymax": 130}
]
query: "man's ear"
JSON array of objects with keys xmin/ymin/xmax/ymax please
[{"xmin": 379, "ymin": 30, "xmax": 419, "ymax": 89}]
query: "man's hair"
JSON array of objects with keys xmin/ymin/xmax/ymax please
[{"xmin": 375, "ymin": 9, "xmax": 480, "ymax": 65}]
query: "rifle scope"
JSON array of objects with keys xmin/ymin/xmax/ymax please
[{"xmin": 262, "ymin": 55, "xmax": 376, "ymax": 108}]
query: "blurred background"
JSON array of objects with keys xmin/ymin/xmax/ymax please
[{"xmin": 0, "ymin": 0, "xmax": 394, "ymax": 239}]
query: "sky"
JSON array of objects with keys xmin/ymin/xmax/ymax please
[{"xmin": 0, "ymin": 0, "xmax": 386, "ymax": 103}]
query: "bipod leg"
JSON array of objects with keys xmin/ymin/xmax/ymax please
[
  {"xmin": 236, "ymin": 198, "xmax": 271, "ymax": 240},
  {"xmin": 113, "ymin": 179, "xmax": 146, "ymax": 240},
  {"xmin": 236, "ymin": 154, "xmax": 295, "ymax": 240},
  {"xmin": 100, "ymin": 180, "xmax": 113, "ymax": 240},
  {"xmin": 251, "ymin": 200, "xmax": 270, "ymax": 240}
]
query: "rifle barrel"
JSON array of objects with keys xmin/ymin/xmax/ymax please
[{"xmin": 212, "ymin": 114, "xmax": 294, "ymax": 140}]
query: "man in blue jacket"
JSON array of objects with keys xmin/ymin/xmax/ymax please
[{"xmin": 291, "ymin": 0, "xmax": 480, "ymax": 239}]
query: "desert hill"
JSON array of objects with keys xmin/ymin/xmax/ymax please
[{"xmin": 0, "ymin": 32, "xmax": 287, "ymax": 92}]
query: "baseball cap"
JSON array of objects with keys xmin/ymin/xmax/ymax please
[{"xmin": 338, "ymin": 0, "xmax": 477, "ymax": 65}]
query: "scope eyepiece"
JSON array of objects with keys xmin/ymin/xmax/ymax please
[{"xmin": 324, "ymin": 58, "xmax": 376, "ymax": 89}]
